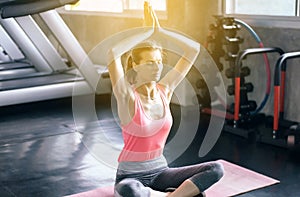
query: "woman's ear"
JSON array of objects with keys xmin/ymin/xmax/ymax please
[{"xmin": 132, "ymin": 61, "xmax": 138, "ymax": 71}]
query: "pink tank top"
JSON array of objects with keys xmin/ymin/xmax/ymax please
[{"xmin": 118, "ymin": 85, "xmax": 173, "ymax": 162}]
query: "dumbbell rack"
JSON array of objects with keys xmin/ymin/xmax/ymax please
[
  {"xmin": 204, "ymin": 16, "xmax": 274, "ymax": 140},
  {"xmin": 202, "ymin": 16, "xmax": 245, "ymax": 138},
  {"xmin": 205, "ymin": 17, "xmax": 258, "ymax": 125}
]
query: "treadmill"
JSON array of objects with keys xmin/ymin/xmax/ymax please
[{"xmin": 0, "ymin": 0, "xmax": 110, "ymax": 106}]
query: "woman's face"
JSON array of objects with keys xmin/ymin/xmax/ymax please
[{"xmin": 133, "ymin": 49, "xmax": 163, "ymax": 83}]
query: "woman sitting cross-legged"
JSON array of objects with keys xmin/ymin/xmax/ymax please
[{"xmin": 107, "ymin": 2, "xmax": 224, "ymax": 197}]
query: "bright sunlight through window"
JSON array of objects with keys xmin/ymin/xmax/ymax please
[
  {"xmin": 65, "ymin": 0, "xmax": 166, "ymax": 13},
  {"xmin": 225, "ymin": 0, "xmax": 299, "ymax": 16}
]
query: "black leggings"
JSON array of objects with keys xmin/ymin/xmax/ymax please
[{"xmin": 114, "ymin": 161, "xmax": 224, "ymax": 197}]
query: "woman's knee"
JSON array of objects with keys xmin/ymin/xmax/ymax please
[
  {"xmin": 188, "ymin": 161, "xmax": 224, "ymax": 192},
  {"xmin": 114, "ymin": 178, "xmax": 150, "ymax": 197},
  {"xmin": 211, "ymin": 162, "xmax": 224, "ymax": 181}
]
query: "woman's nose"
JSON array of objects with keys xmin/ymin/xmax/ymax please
[{"xmin": 153, "ymin": 63, "xmax": 162, "ymax": 71}]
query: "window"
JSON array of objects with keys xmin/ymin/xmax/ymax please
[
  {"xmin": 65, "ymin": 0, "xmax": 123, "ymax": 13},
  {"xmin": 64, "ymin": 0, "xmax": 167, "ymax": 14},
  {"xmin": 225, "ymin": 0, "xmax": 300, "ymax": 16},
  {"xmin": 224, "ymin": 0, "xmax": 300, "ymax": 28}
]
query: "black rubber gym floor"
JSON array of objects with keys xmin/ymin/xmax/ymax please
[{"xmin": 0, "ymin": 94, "xmax": 299, "ymax": 197}]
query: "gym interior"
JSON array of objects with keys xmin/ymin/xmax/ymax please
[{"xmin": 1, "ymin": 0, "xmax": 300, "ymax": 196}]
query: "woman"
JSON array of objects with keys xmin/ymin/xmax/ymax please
[{"xmin": 107, "ymin": 2, "xmax": 224, "ymax": 197}]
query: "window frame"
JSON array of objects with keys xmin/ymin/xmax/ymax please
[{"xmin": 223, "ymin": 0, "xmax": 300, "ymax": 29}]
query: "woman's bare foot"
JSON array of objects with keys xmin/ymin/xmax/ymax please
[{"xmin": 149, "ymin": 188, "xmax": 170, "ymax": 197}]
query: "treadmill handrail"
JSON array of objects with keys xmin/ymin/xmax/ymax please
[{"xmin": 40, "ymin": 10, "xmax": 100, "ymax": 92}]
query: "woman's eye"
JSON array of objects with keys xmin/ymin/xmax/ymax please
[
  {"xmin": 146, "ymin": 61, "xmax": 155, "ymax": 65},
  {"xmin": 148, "ymin": 60, "xmax": 162, "ymax": 64}
]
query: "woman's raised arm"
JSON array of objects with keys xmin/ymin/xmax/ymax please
[
  {"xmin": 146, "ymin": 4, "xmax": 200, "ymax": 97},
  {"xmin": 107, "ymin": 1, "xmax": 156, "ymax": 97},
  {"xmin": 158, "ymin": 28, "xmax": 200, "ymax": 94}
]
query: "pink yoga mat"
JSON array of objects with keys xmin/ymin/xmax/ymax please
[
  {"xmin": 66, "ymin": 186, "xmax": 114, "ymax": 197},
  {"xmin": 205, "ymin": 160, "xmax": 279, "ymax": 196},
  {"xmin": 66, "ymin": 159, "xmax": 279, "ymax": 197}
]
